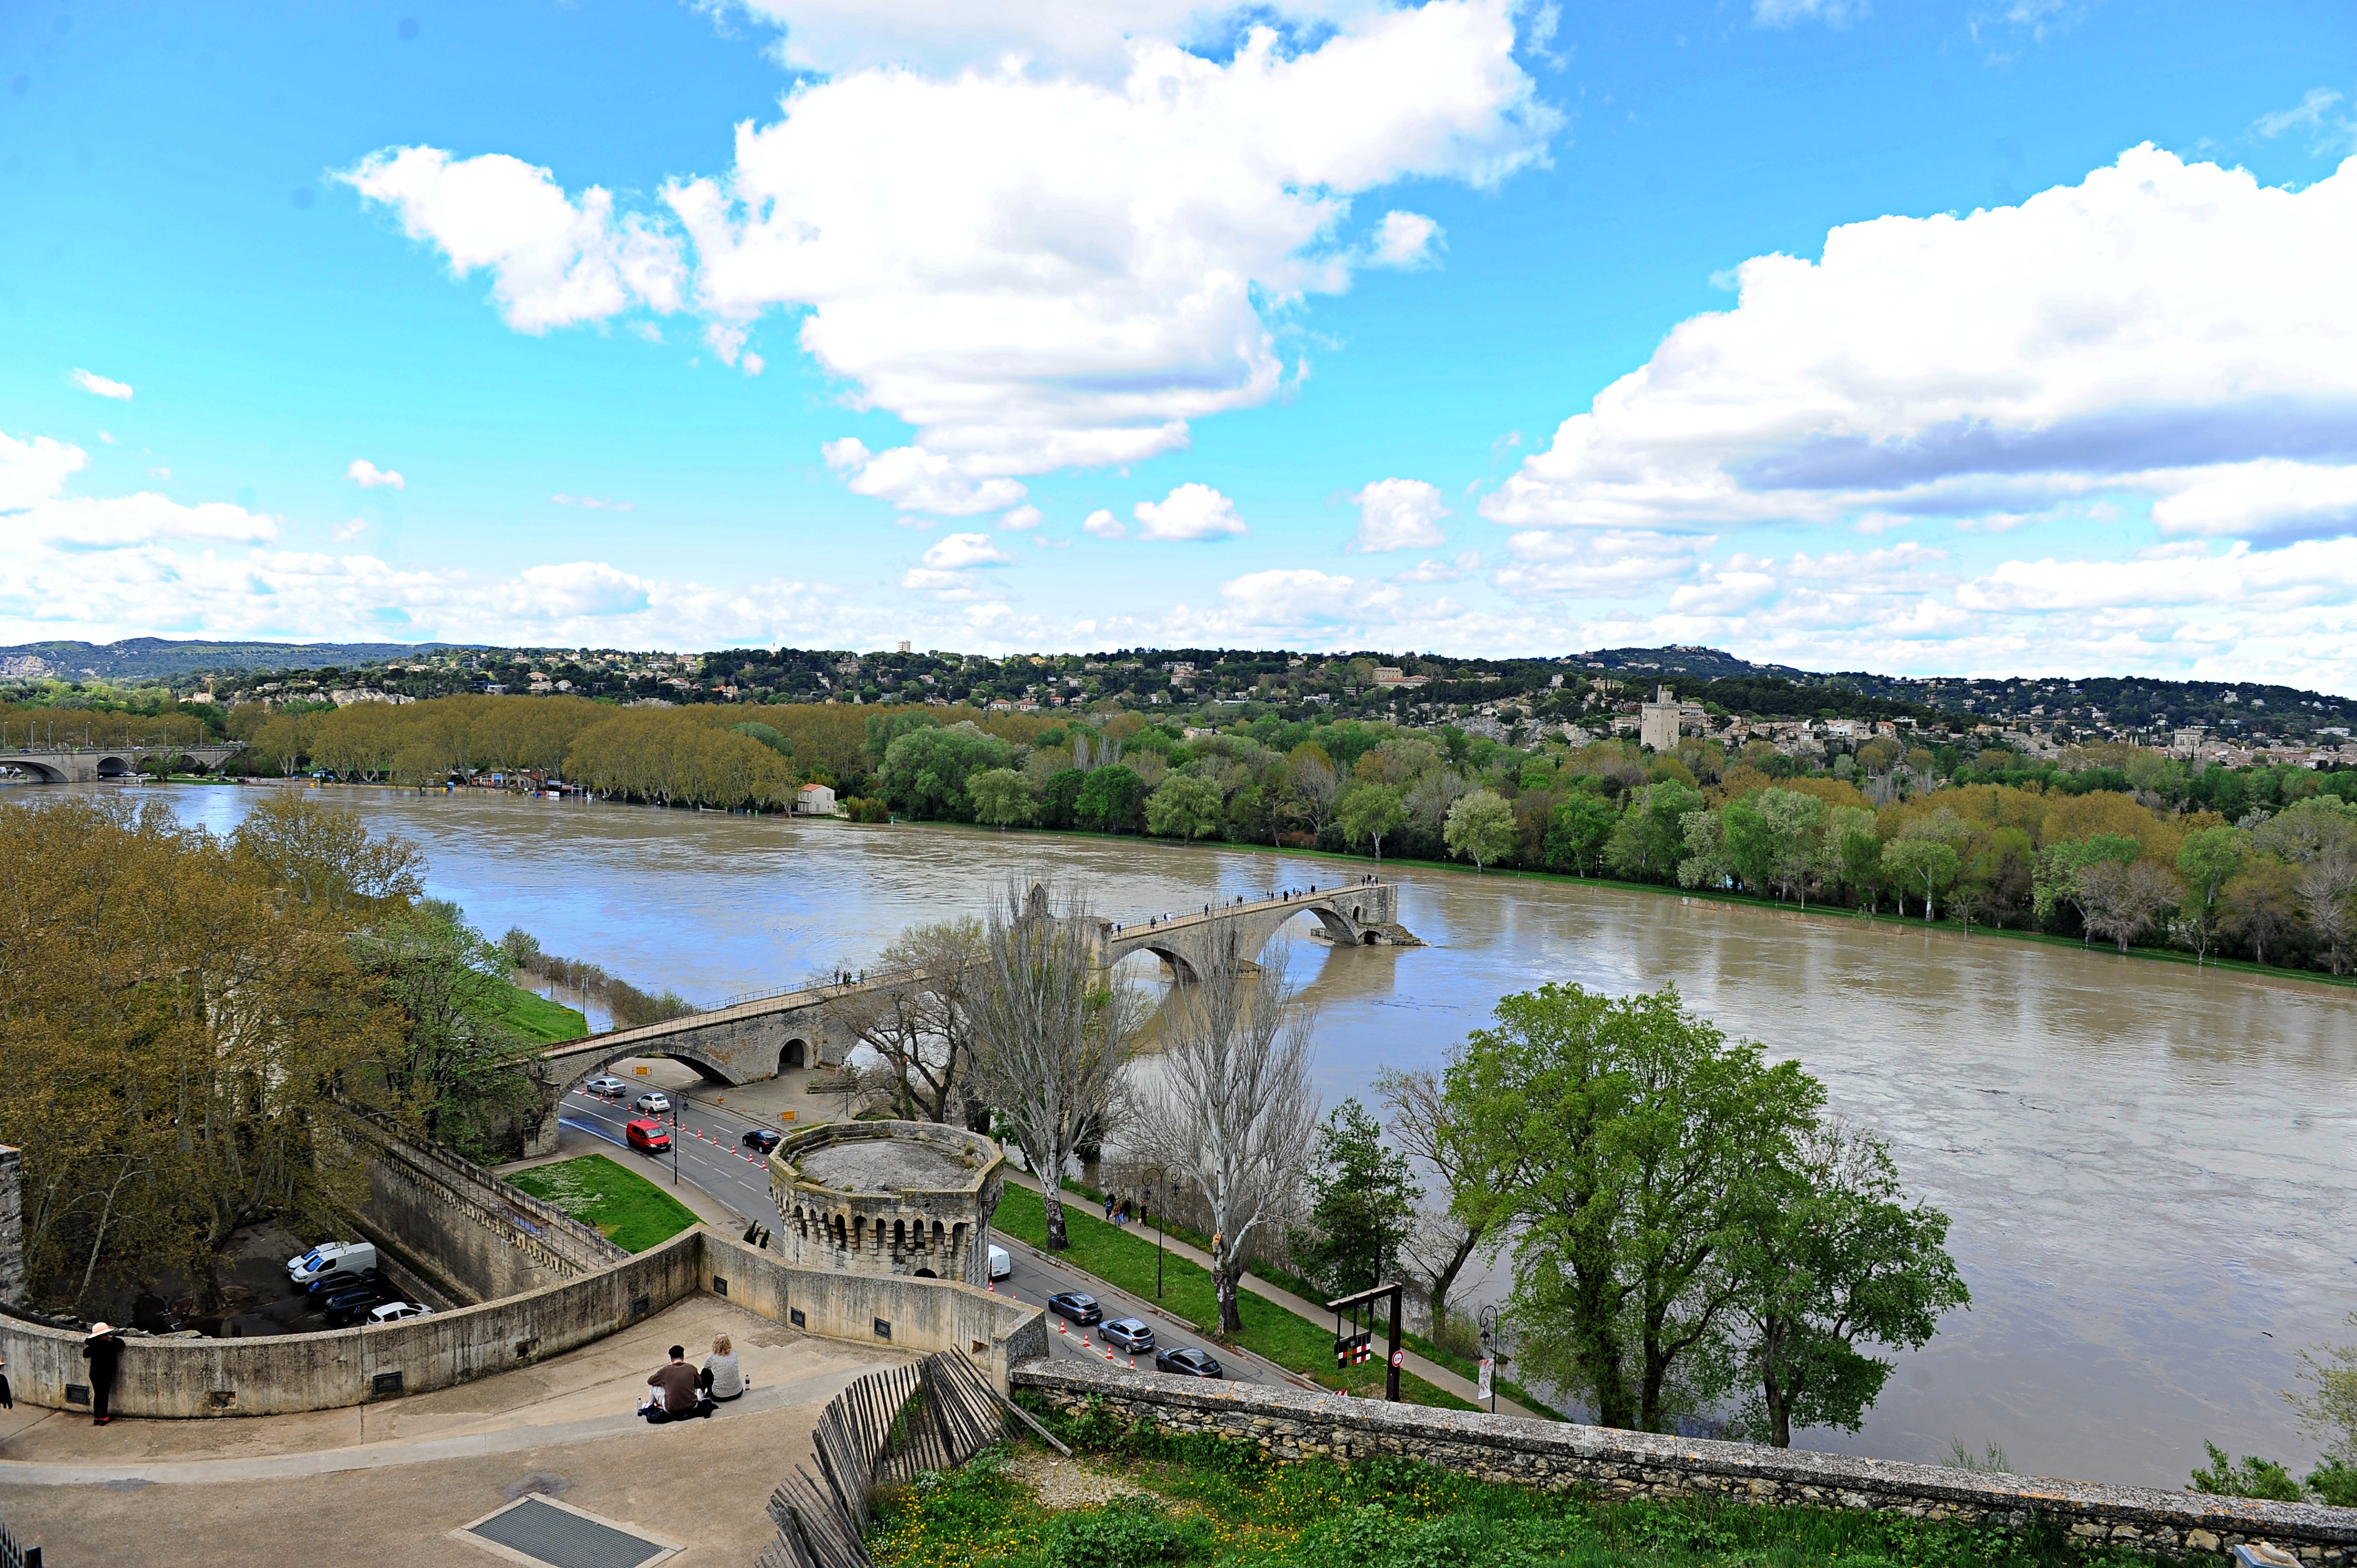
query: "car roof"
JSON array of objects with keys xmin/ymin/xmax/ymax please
[
  {"xmin": 1061, "ymin": 1291, "xmax": 1096, "ymax": 1303},
  {"xmin": 1109, "ymin": 1317, "xmax": 1146, "ymax": 1329}
]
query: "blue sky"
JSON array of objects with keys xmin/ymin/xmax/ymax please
[{"xmin": 4, "ymin": 1, "xmax": 2356, "ymax": 687}]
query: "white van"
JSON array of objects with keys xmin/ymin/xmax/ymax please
[
  {"xmin": 287, "ymin": 1241, "xmax": 377, "ymax": 1288},
  {"xmin": 988, "ymin": 1244, "xmax": 1011, "ymax": 1281}
]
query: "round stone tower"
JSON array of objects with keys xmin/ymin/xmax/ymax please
[{"xmin": 767, "ymin": 1120, "xmax": 1006, "ymax": 1286}]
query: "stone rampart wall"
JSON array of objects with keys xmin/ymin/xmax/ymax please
[
  {"xmin": 0, "ymin": 1230, "xmax": 1047, "ymax": 1419},
  {"xmin": 1014, "ymin": 1360, "xmax": 2357, "ymax": 1565}
]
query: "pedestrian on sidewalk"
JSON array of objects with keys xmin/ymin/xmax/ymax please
[
  {"xmin": 1, "ymin": 1349, "xmax": 12, "ymax": 1410},
  {"xmin": 83, "ymin": 1323, "xmax": 123, "ymax": 1426},
  {"xmin": 699, "ymin": 1334, "xmax": 745, "ymax": 1402},
  {"xmin": 1103, "ymin": 1192, "xmax": 1115, "ymax": 1223}
]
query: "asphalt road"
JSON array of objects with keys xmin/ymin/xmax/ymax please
[{"xmin": 555, "ymin": 1088, "xmax": 1290, "ymax": 1388}]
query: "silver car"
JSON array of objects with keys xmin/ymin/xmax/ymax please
[
  {"xmin": 585, "ymin": 1076, "xmax": 627, "ymax": 1098},
  {"xmin": 632, "ymin": 1091, "xmax": 672, "ymax": 1115}
]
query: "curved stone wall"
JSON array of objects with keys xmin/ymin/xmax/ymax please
[{"xmin": 770, "ymin": 1120, "xmax": 1005, "ymax": 1287}]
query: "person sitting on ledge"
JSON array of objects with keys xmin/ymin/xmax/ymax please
[
  {"xmin": 640, "ymin": 1345, "xmax": 711, "ymax": 1423},
  {"xmin": 699, "ymin": 1334, "xmax": 746, "ymax": 1402}
]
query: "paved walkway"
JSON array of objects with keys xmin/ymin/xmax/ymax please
[{"xmin": 1002, "ymin": 1169, "xmax": 1541, "ymax": 1420}]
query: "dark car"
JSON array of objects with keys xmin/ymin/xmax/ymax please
[
  {"xmin": 742, "ymin": 1127, "xmax": 783, "ymax": 1153},
  {"xmin": 306, "ymin": 1268, "xmax": 384, "ymax": 1299},
  {"xmin": 1154, "ymin": 1347, "xmax": 1224, "ymax": 1379},
  {"xmin": 322, "ymin": 1285, "xmax": 400, "ymax": 1324},
  {"xmin": 1046, "ymin": 1291, "xmax": 1102, "ymax": 1326},
  {"xmin": 1101, "ymin": 1317, "xmax": 1156, "ymax": 1354}
]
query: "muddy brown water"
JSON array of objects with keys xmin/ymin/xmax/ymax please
[{"xmin": 92, "ymin": 782, "xmax": 2357, "ymax": 1486}]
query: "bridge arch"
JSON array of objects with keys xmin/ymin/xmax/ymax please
[
  {"xmin": 0, "ymin": 758, "xmax": 67, "ymax": 782},
  {"xmin": 553, "ymin": 1040, "xmax": 747, "ymax": 1103},
  {"xmin": 780, "ymin": 1038, "xmax": 807, "ymax": 1072},
  {"xmin": 1277, "ymin": 901, "xmax": 1362, "ymax": 946},
  {"xmin": 94, "ymin": 755, "xmax": 132, "ymax": 778},
  {"xmin": 1122, "ymin": 941, "xmax": 1200, "ymax": 984}
]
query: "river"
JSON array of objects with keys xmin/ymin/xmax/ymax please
[{"xmin": 117, "ymin": 782, "xmax": 2357, "ymax": 1486}]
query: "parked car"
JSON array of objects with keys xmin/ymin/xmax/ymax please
[
  {"xmin": 585, "ymin": 1076, "xmax": 628, "ymax": 1098},
  {"xmin": 987, "ymin": 1244, "xmax": 1011, "ymax": 1281},
  {"xmin": 1154, "ymin": 1347, "xmax": 1224, "ymax": 1379},
  {"xmin": 1046, "ymin": 1291, "xmax": 1102, "ymax": 1326},
  {"xmin": 632, "ymin": 1091, "xmax": 672, "ymax": 1115},
  {"xmin": 367, "ymin": 1301, "xmax": 433, "ymax": 1324},
  {"xmin": 1101, "ymin": 1318, "xmax": 1156, "ymax": 1354},
  {"xmin": 306, "ymin": 1267, "xmax": 384, "ymax": 1299},
  {"xmin": 286, "ymin": 1241, "xmax": 377, "ymax": 1288},
  {"xmin": 322, "ymin": 1285, "xmax": 401, "ymax": 1324},
  {"xmin": 742, "ymin": 1127, "xmax": 783, "ymax": 1153},
  {"xmin": 626, "ymin": 1118, "xmax": 671, "ymax": 1154}
]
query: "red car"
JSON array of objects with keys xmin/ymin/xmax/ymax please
[{"xmin": 626, "ymin": 1118, "xmax": 671, "ymax": 1154}]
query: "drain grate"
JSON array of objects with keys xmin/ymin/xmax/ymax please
[{"xmin": 456, "ymin": 1495, "xmax": 677, "ymax": 1568}]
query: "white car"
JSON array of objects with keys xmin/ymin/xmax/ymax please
[
  {"xmin": 585, "ymin": 1076, "xmax": 627, "ymax": 1098},
  {"xmin": 988, "ymin": 1244, "xmax": 1011, "ymax": 1281},
  {"xmin": 632, "ymin": 1091, "xmax": 672, "ymax": 1115},
  {"xmin": 368, "ymin": 1301, "xmax": 433, "ymax": 1324}
]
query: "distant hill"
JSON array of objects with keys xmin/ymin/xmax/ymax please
[{"xmin": 0, "ymin": 638, "xmax": 482, "ymax": 681}]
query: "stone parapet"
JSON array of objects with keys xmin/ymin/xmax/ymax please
[
  {"xmin": 0, "ymin": 1145, "xmax": 21, "ymax": 1304},
  {"xmin": 1013, "ymin": 1360, "xmax": 2357, "ymax": 1564}
]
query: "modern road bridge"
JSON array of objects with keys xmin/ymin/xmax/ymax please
[
  {"xmin": 522, "ymin": 877, "xmax": 1416, "ymax": 1156},
  {"xmin": 0, "ymin": 742, "xmax": 246, "ymax": 783}
]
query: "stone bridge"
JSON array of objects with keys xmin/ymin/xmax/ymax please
[
  {"xmin": 1087, "ymin": 878, "xmax": 1413, "ymax": 982},
  {"xmin": 519, "ymin": 878, "xmax": 1415, "ymax": 1155},
  {"xmin": 0, "ymin": 742, "xmax": 246, "ymax": 782}
]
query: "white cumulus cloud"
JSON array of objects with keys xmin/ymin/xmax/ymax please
[
  {"xmin": 70, "ymin": 369, "xmax": 134, "ymax": 400},
  {"xmin": 357, "ymin": 2, "xmax": 1552, "ymax": 489},
  {"xmin": 918, "ymin": 532, "xmax": 1016, "ymax": 570},
  {"xmin": 1083, "ymin": 509, "xmax": 1126, "ymax": 539},
  {"xmin": 1, "ymin": 432, "xmax": 89, "ymax": 510},
  {"xmin": 1134, "ymin": 482, "xmax": 1247, "ymax": 541},
  {"xmin": 1483, "ymin": 146, "xmax": 2357, "ymax": 551},
  {"xmin": 340, "ymin": 146, "xmax": 687, "ymax": 333},
  {"xmin": 348, "ymin": 458, "xmax": 406, "ymax": 490},
  {"xmin": 1350, "ymin": 477, "xmax": 1449, "ymax": 550},
  {"xmin": 821, "ymin": 439, "xmax": 1027, "ymax": 517}
]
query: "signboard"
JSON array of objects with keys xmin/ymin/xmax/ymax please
[
  {"xmin": 1477, "ymin": 1357, "xmax": 1494, "ymax": 1401},
  {"xmin": 1333, "ymin": 1330, "xmax": 1373, "ymax": 1367}
]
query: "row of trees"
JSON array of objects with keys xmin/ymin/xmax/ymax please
[
  {"xmin": 0, "ymin": 793, "xmax": 557, "ymax": 1313},
  {"xmin": 860, "ymin": 710, "xmax": 2357, "ymax": 977}
]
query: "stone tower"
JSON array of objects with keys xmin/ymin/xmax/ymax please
[{"xmin": 768, "ymin": 1121, "xmax": 1006, "ymax": 1287}]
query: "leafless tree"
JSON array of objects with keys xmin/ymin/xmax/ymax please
[
  {"xmin": 2077, "ymin": 860, "xmax": 2180, "ymax": 953},
  {"xmin": 1374, "ymin": 1063, "xmax": 1511, "ymax": 1340},
  {"xmin": 966, "ymin": 882, "xmax": 1139, "ymax": 1250},
  {"xmin": 844, "ymin": 917, "xmax": 987, "ymax": 1123},
  {"xmin": 2296, "ymin": 849, "xmax": 2356, "ymax": 976},
  {"xmin": 1133, "ymin": 930, "xmax": 1320, "ymax": 1333}
]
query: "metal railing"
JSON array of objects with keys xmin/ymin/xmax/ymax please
[{"xmin": 1, "ymin": 1514, "xmax": 43, "ymax": 1568}]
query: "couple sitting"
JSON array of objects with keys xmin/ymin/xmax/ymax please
[{"xmin": 639, "ymin": 1334, "xmax": 748, "ymax": 1424}]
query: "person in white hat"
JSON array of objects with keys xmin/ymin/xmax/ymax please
[{"xmin": 83, "ymin": 1323, "xmax": 123, "ymax": 1426}]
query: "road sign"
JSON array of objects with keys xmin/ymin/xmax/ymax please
[
  {"xmin": 1477, "ymin": 1357, "xmax": 1494, "ymax": 1401},
  {"xmin": 1333, "ymin": 1330, "xmax": 1373, "ymax": 1367}
]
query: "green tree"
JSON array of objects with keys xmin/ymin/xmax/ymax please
[
  {"xmin": 2031, "ymin": 833, "xmax": 2140, "ymax": 936},
  {"xmin": 2286, "ymin": 1312, "xmax": 2357, "ymax": 1502},
  {"xmin": 1336, "ymin": 781, "xmax": 1407, "ymax": 861},
  {"xmin": 1288, "ymin": 1099, "xmax": 1422, "ymax": 1298},
  {"xmin": 349, "ymin": 900, "xmax": 539, "ymax": 1159},
  {"xmin": 1881, "ymin": 837, "xmax": 1960, "ymax": 922},
  {"xmin": 1544, "ymin": 794, "xmax": 1618, "ymax": 875},
  {"xmin": 1444, "ymin": 983, "xmax": 1822, "ymax": 1432},
  {"xmin": 966, "ymin": 767, "xmax": 1037, "ymax": 829},
  {"xmin": 1075, "ymin": 764, "xmax": 1147, "ymax": 833},
  {"xmin": 2189, "ymin": 1442, "xmax": 2302, "ymax": 1502},
  {"xmin": 1444, "ymin": 788, "xmax": 1519, "ymax": 871},
  {"xmin": 1727, "ymin": 1121, "xmax": 1968, "ymax": 1447},
  {"xmin": 1604, "ymin": 780, "xmax": 1704, "ymax": 882},
  {"xmin": 877, "ymin": 723, "xmax": 1014, "ymax": 821},
  {"xmin": 1724, "ymin": 788, "xmax": 1828, "ymax": 905},
  {"xmin": 1039, "ymin": 767, "xmax": 1087, "ymax": 829},
  {"xmin": 2221, "ymin": 859, "xmax": 2302, "ymax": 966},
  {"xmin": 1145, "ymin": 774, "xmax": 1225, "ymax": 840},
  {"xmin": 729, "ymin": 720, "xmax": 793, "ymax": 757},
  {"xmin": 1819, "ymin": 805, "xmax": 1884, "ymax": 909}
]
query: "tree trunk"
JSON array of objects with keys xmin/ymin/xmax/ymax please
[
  {"xmin": 1215, "ymin": 1258, "xmax": 1243, "ymax": 1334},
  {"xmin": 1425, "ymin": 1229, "xmax": 1481, "ymax": 1338}
]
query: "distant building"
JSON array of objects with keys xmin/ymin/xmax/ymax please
[
  {"xmin": 1372, "ymin": 667, "xmax": 1428, "ymax": 689},
  {"xmin": 794, "ymin": 783, "xmax": 838, "ymax": 817},
  {"xmin": 1639, "ymin": 685, "xmax": 1696, "ymax": 751}
]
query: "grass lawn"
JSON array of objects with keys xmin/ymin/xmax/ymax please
[
  {"xmin": 480, "ymin": 978, "xmax": 588, "ymax": 1044},
  {"xmin": 872, "ymin": 1420, "xmax": 2122, "ymax": 1568},
  {"xmin": 506, "ymin": 1154, "xmax": 700, "ymax": 1252},
  {"xmin": 993, "ymin": 1185, "xmax": 1472, "ymax": 1410}
]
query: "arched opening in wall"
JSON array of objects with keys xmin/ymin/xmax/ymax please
[
  {"xmin": 95, "ymin": 755, "xmax": 131, "ymax": 778},
  {"xmin": 831, "ymin": 1215, "xmax": 847, "ymax": 1247},
  {"xmin": 1362, "ymin": 931, "xmax": 1377, "ymax": 945},
  {"xmin": 913, "ymin": 1267, "xmax": 936, "ymax": 1278},
  {"xmin": 892, "ymin": 1219, "xmax": 907, "ymax": 1253},
  {"xmin": 1278, "ymin": 905, "xmax": 1358, "ymax": 948},
  {"xmin": 780, "ymin": 1039, "xmax": 807, "ymax": 1071}
]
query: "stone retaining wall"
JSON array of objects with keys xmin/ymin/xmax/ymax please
[{"xmin": 1015, "ymin": 1360, "xmax": 2357, "ymax": 1564}]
